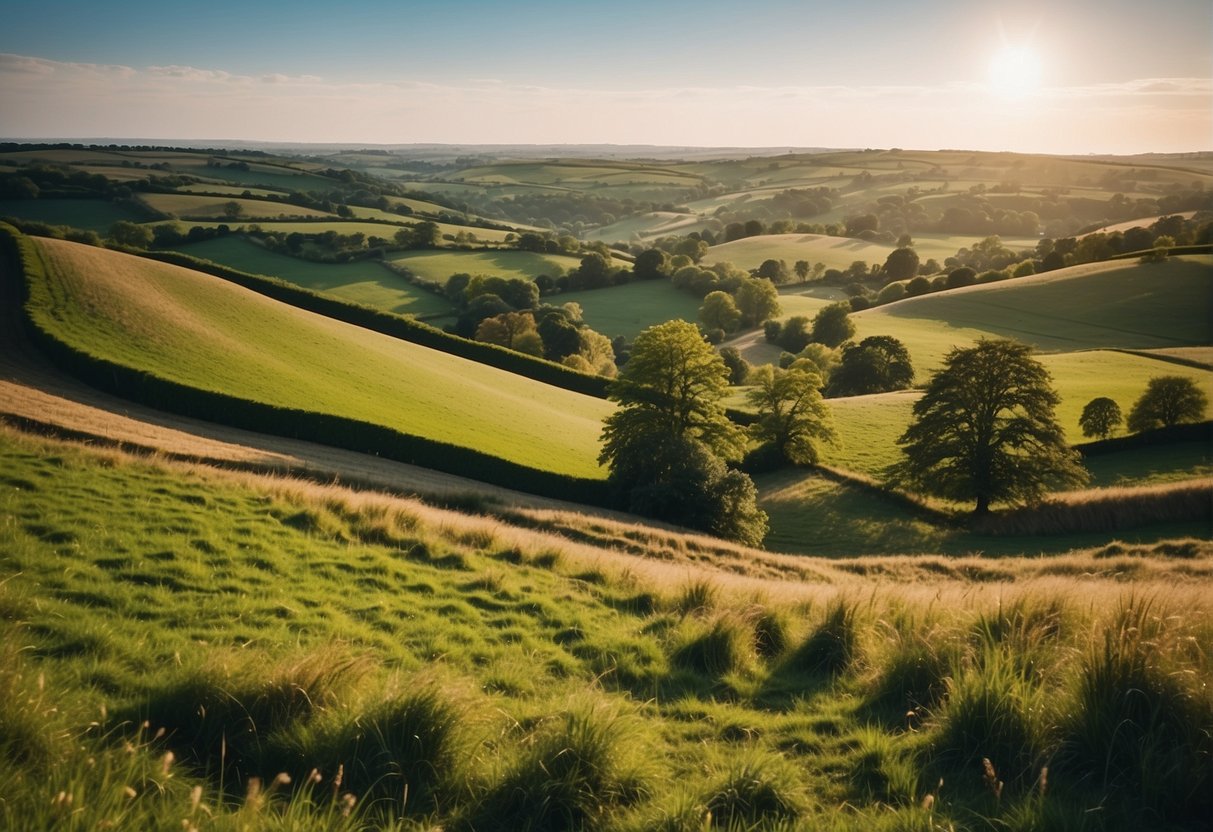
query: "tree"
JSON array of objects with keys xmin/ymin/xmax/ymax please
[
  {"xmin": 410, "ymin": 221, "xmax": 441, "ymax": 249},
  {"xmin": 1078, "ymin": 397, "xmax": 1122, "ymax": 439},
  {"xmin": 794, "ymin": 260, "xmax": 810, "ymax": 282},
  {"xmin": 827, "ymin": 336, "xmax": 914, "ymax": 397},
  {"xmin": 633, "ymin": 248, "xmax": 670, "ymax": 280},
  {"xmin": 755, "ymin": 259, "xmax": 790, "ymax": 284},
  {"xmin": 223, "ymin": 200, "xmax": 243, "ymax": 220},
  {"xmin": 699, "ymin": 291, "xmax": 742, "ymax": 333},
  {"xmin": 599, "ymin": 321, "xmax": 765, "ymax": 544},
  {"xmin": 809, "ymin": 303, "xmax": 855, "ymax": 348},
  {"xmin": 882, "ymin": 247, "xmax": 920, "ymax": 282},
  {"xmin": 1127, "ymin": 376, "xmax": 1208, "ymax": 433},
  {"xmin": 719, "ymin": 347, "xmax": 751, "ymax": 385},
  {"xmin": 746, "ymin": 362, "xmax": 835, "ymax": 465},
  {"xmin": 108, "ymin": 221, "xmax": 153, "ymax": 249},
  {"xmin": 893, "ymin": 340, "xmax": 1088, "ymax": 514},
  {"xmin": 734, "ymin": 278, "xmax": 781, "ymax": 327}
]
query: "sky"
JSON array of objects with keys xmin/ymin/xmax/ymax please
[{"xmin": 1, "ymin": 0, "xmax": 1209, "ymax": 154}]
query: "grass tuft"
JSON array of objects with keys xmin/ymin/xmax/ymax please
[
  {"xmin": 786, "ymin": 598, "xmax": 860, "ymax": 676},
  {"xmin": 699, "ymin": 748, "xmax": 804, "ymax": 828},
  {"xmin": 471, "ymin": 697, "xmax": 652, "ymax": 831}
]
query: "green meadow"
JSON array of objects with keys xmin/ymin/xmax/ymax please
[
  {"xmin": 170, "ymin": 236, "xmax": 453, "ymax": 317},
  {"xmin": 26, "ymin": 237, "xmax": 612, "ymax": 479},
  {"xmin": 388, "ymin": 249, "xmax": 590, "ymax": 284},
  {"xmin": 705, "ymin": 233, "xmax": 896, "ymax": 272},
  {"xmin": 139, "ymin": 192, "xmax": 335, "ymax": 220},
  {"xmin": 856, "ymin": 256, "xmax": 1213, "ymax": 371},
  {"xmin": 553, "ymin": 280, "xmax": 706, "ymax": 340}
]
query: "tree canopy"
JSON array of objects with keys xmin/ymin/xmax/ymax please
[
  {"xmin": 810, "ymin": 302, "xmax": 855, "ymax": 348},
  {"xmin": 1127, "ymin": 376, "xmax": 1208, "ymax": 433},
  {"xmin": 893, "ymin": 339, "xmax": 1087, "ymax": 514}
]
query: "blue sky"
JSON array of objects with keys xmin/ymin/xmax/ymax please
[{"xmin": 2, "ymin": 0, "xmax": 1209, "ymax": 151}]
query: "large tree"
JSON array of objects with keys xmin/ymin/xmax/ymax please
[
  {"xmin": 699, "ymin": 291, "xmax": 742, "ymax": 333},
  {"xmin": 827, "ymin": 336, "xmax": 914, "ymax": 397},
  {"xmin": 1127, "ymin": 376, "xmax": 1208, "ymax": 433},
  {"xmin": 893, "ymin": 340, "xmax": 1088, "ymax": 514},
  {"xmin": 746, "ymin": 362, "xmax": 835, "ymax": 465},
  {"xmin": 734, "ymin": 278, "xmax": 781, "ymax": 327},
  {"xmin": 599, "ymin": 321, "xmax": 765, "ymax": 544}
]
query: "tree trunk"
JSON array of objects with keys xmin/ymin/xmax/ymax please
[{"xmin": 974, "ymin": 494, "xmax": 990, "ymax": 515}]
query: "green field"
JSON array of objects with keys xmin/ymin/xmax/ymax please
[
  {"xmin": 139, "ymin": 192, "xmax": 335, "ymax": 220},
  {"xmin": 27, "ymin": 237, "xmax": 612, "ymax": 479},
  {"xmin": 388, "ymin": 249, "xmax": 590, "ymax": 284},
  {"xmin": 552, "ymin": 280, "xmax": 705, "ymax": 340},
  {"xmin": 585, "ymin": 211, "xmax": 713, "ymax": 243},
  {"xmin": 0, "ymin": 198, "xmax": 142, "ymax": 232},
  {"xmin": 854, "ymin": 256, "xmax": 1213, "ymax": 372},
  {"xmin": 705, "ymin": 233, "xmax": 895, "ymax": 272},
  {"xmin": 169, "ymin": 236, "xmax": 453, "ymax": 317}
]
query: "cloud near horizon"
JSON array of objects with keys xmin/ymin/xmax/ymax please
[{"xmin": 1, "ymin": 53, "xmax": 1208, "ymax": 153}]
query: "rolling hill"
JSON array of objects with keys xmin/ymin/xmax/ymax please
[{"xmin": 21, "ymin": 236, "xmax": 612, "ymax": 481}]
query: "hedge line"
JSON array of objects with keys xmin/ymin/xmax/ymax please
[
  {"xmin": 1, "ymin": 224, "xmax": 612, "ymax": 506},
  {"xmin": 140, "ymin": 249, "xmax": 612, "ymax": 397}
]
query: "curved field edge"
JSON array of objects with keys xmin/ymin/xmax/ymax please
[
  {"xmin": 2, "ymin": 426, "xmax": 1211, "ymax": 831},
  {"xmin": 1, "ymin": 225, "xmax": 613, "ymax": 501}
]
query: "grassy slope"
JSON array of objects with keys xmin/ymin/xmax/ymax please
[
  {"xmin": 169, "ymin": 236, "xmax": 453, "ymax": 317},
  {"xmin": 2, "ymin": 428, "xmax": 1211, "ymax": 831},
  {"xmin": 855, "ymin": 256, "xmax": 1213, "ymax": 372},
  {"xmin": 28, "ymin": 237, "xmax": 611, "ymax": 479},
  {"xmin": 705, "ymin": 233, "xmax": 895, "ymax": 271},
  {"xmin": 553, "ymin": 280, "xmax": 706, "ymax": 340}
]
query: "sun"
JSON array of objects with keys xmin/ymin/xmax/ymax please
[{"xmin": 988, "ymin": 45, "xmax": 1043, "ymax": 97}]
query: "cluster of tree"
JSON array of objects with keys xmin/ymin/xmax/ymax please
[
  {"xmin": 695, "ymin": 277, "xmax": 781, "ymax": 341},
  {"xmin": 763, "ymin": 303, "xmax": 855, "ymax": 353},
  {"xmin": 599, "ymin": 321, "xmax": 770, "ymax": 545},
  {"xmin": 1079, "ymin": 377, "xmax": 1209, "ymax": 439},
  {"xmin": 0, "ymin": 163, "xmax": 192, "ymax": 202},
  {"xmin": 444, "ymin": 272, "xmax": 618, "ymax": 375}
]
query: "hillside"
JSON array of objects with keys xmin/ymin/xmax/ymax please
[
  {"xmin": 21, "ymin": 236, "xmax": 612, "ymax": 482},
  {"xmin": 2, "ymin": 425, "xmax": 1210, "ymax": 831}
]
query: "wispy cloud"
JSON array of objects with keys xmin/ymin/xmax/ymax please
[{"xmin": 0, "ymin": 53, "xmax": 1207, "ymax": 153}]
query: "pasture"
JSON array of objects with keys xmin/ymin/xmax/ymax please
[
  {"xmin": 388, "ymin": 248, "xmax": 590, "ymax": 284},
  {"xmin": 854, "ymin": 256, "xmax": 1213, "ymax": 372},
  {"xmin": 139, "ymin": 192, "xmax": 335, "ymax": 220},
  {"xmin": 704, "ymin": 233, "xmax": 895, "ymax": 272},
  {"xmin": 26, "ymin": 237, "xmax": 612, "ymax": 479},
  {"xmin": 169, "ymin": 236, "xmax": 453, "ymax": 317},
  {"xmin": 552, "ymin": 279, "xmax": 705, "ymax": 340}
]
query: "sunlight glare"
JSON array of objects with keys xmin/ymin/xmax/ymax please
[{"xmin": 988, "ymin": 45, "xmax": 1043, "ymax": 98}]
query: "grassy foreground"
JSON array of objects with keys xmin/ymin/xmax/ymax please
[
  {"xmin": 2, "ymin": 427, "xmax": 1211, "ymax": 831},
  {"xmin": 24, "ymin": 236, "xmax": 612, "ymax": 480}
]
